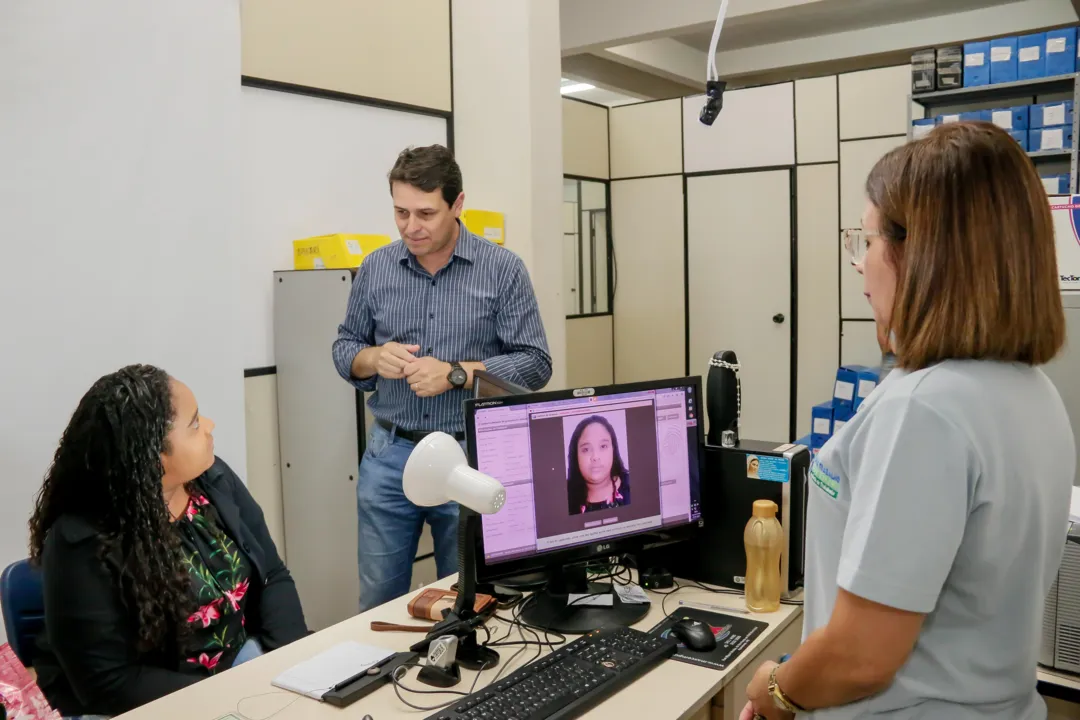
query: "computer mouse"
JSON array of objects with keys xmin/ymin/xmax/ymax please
[{"xmin": 670, "ymin": 618, "xmax": 717, "ymax": 652}]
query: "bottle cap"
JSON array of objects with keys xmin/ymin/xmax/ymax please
[{"xmin": 752, "ymin": 499, "xmax": 778, "ymax": 518}]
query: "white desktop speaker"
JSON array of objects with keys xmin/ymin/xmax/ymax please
[{"xmin": 403, "ymin": 432, "xmax": 507, "ymax": 515}]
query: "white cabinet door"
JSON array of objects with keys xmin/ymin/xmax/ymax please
[{"xmin": 687, "ymin": 170, "xmax": 793, "ymax": 442}]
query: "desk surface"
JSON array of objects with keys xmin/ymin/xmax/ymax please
[{"xmin": 115, "ymin": 577, "xmax": 802, "ymax": 720}]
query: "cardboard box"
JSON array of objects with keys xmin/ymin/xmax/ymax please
[
  {"xmin": 1046, "ymin": 27, "xmax": 1078, "ymax": 76},
  {"xmin": 833, "ymin": 366, "xmax": 860, "ymax": 410},
  {"xmin": 1031, "ymin": 100, "xmax": 1074, "ymax": 129},
  {"xmin": 963, "ymin": 41, "xmax": 991, "ymax": 86},
  {"xmin": 1019, "ymin": 33, "xmax": 1048, "ymax": 80},
  {"xmin": 854, "ymin": 367, "xmax": 881, "ymax": 409},
  {"xmin": 912, "ymin": 118, "xmax": 936, "ymax": 139},
  {"xmin": 1009, "ymin": 129, "xmax": 1030, "ymax": 151},
  {"xmin": 1030, "ymin": 125, "xmax": 1074, "ymax": 151},
  {"xmin": 1042, "ymin": 173, "xmax": 1071, "ymax": 194},
  {"xmin": 990, "ymin": 105, "xmax": 1030, "ymax": 130},
  {"xmin": 461, "ymin": 209, "xmax": 505, "ymax": 245},
  {"xmin": 990, "ymin": 37, "xmax": 1019, "ymax": 84},
  {"xmin": 1050, "ymin": 195, "xmax": 1080, "ymax": 290},
  {"xmin": 832, "ymin": 406, "xmax": 855, "ymax": 433},
  {"xmin": 912, "ymin": 48, "xmax": 937, "ymax": 92},
  {"xmin": 937, "ymin": 46, "xmax": 964, "ymax": 89},
  {"xmin": 292, "ymin": 233, "xmax": 392, "ymax": 270}
]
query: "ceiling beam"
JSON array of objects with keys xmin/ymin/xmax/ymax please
[
  {"xmin": 561, "ymin": 54, "xmax": 702, "ymax": 100},
  {"xmin": 592, "ymin": 0, "xmax": 1077, "ymax": 87},
  {"xmin": 560, "ymin": 0, "xmax": 833, "ymax": 56}
]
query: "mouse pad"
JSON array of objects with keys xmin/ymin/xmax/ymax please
[{"xmin": 648, "ymin": 607, "xmax": 769, "ymax": 670}]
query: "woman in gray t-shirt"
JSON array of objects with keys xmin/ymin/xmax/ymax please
[{"xmin": 741, "ymin": 122, "xmax": 1075, "ymax": 720}]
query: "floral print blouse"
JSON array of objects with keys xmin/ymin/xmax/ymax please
[{"xmin": 175, "ymin": 486, "xmax": 252, "ymax": 675}]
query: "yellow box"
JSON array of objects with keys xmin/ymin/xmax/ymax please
[
  {"xmin": 461, "ymin": 209, "xmax": 505, "ymax": 245},
  {"xmin": 292, "ymin": 233, "xmax": 393, "ymax": 270}
]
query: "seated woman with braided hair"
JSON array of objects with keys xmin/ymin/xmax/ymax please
[{"xmin": 29, "ymin": 365, "xmax": 308, "ymax": 717}]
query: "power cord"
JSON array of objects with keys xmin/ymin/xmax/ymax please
[{"xmin": 390, "ymin": 659, "xmax": 492, "ymax": 712}]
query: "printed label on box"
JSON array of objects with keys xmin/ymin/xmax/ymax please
[
  {"xmin": 1046, "ymin": 105, "xmax": 1067, "ymax": 126},
  {"xmin": 1043, "ymin": 128, "xmax": 1065, "ymax": 150},
  {"xmin": 483, "ymin": 227, "xmax": 503, "ymax": 241},
  {"xmin": 1048, "ymin": 37, "xmax": 1068, "ymax": 54},
  {"xmin": 1044, "ymin": 177, "xmax": 1060, "ymax": 194},
  {"xmin": 813, "ymin": 418, "xmax": 830, "ymax": 435},
  {"xmin": 913, "ymin": 124, "xmax": 934, "ymax": 139},
  {"xmin": 834, "ymin": 380, "xmax": 855, "ymax": 402},
  {"xmin": 991, "ymin": 110, "xmax": 1013, "ymax": 129},
  {"xmin": 1020, "ymin": 46, "xmax": 1041, "ymax": 62},
  {"xmin": 942, "ymin": 114, "xmax": 961, "ymax": 124},
  {"xmin": 313, "ymin": 257, "xmax": 326, "ymax": 269},
  {"xmin": 991, "ymin": 46, "xmax": 1013, "ymax": 62},
  {"xmin": 857, "ymin": 380, "xmax": 877, "ymax": 398},
  {"xmin": 965, "ymin": 52, "xmax": 985, "ymax": 67},
  {"xmin": 345, "ymin": 239, "xmax": 362, "ymax": 255}
]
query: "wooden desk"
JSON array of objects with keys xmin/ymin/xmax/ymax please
[
  {"xmin": 115, "ymin": 578, "xmax": 802, "ymax": 720},
  {"xmin": 1039, "ymin": 666, "xmax": 1080, "ymax": 704}
]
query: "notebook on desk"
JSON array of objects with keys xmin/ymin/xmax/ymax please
[{"xmin": 271, "ymin": 642, "xmax": 396, "ymax": 700}]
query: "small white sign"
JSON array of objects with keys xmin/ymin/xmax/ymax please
[
  {"xmin": 941, "ymin": 114, "xmax": 961, "ymax": 124},
  {"xmin": 1045, "ymin": 104, "xmax": 1067, "ymax": 126},
  {"xmin": 991, "ymin": 46, "xmax": 1013, "ymax": 62},
  {"xmin": 1042, "ymin": 128, "xmax": 1064, "ymax": 151},
  {"xmin": 991, "ymin": 110, "xmax": 1013, "ymax": 129},
  {"xmin": 858, "ymin": 380, "xmax": 877, "ymax": 399},
  {"xmin": 1020, "ymin": 46, "xmax": 1041, "ymax": 62},
  {"xmin": 1048, "ymin": 37, "xmax": 1068, "ymax": 54},
  {"xmin": 965, "ymin": 52, "xmax": 985, "ymax": 67},
  {"xmin": 813, "ymin": 418, "xmax": 831, "ymax": 435},
  {"xmin": 834, "ymin": 380, "xmax": 855, "ymax": 402}
]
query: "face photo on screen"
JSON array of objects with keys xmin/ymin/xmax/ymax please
[
  {"xmin": 746, "ymin": 455, "xmax": 760, "ymax": 479},
  {"xmin": 564, "ymin": 413, "xmax": 630, "ymax": 515}
]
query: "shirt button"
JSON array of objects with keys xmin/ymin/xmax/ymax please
[
  {"xmin": 427, "ymin": 347, "xmax": 433, "ymax": 354},
  {"xmin": 424, "ymin": 413, "xmax": 430, "ymax": 419},
  {"xmin": 429, "ymin": 313, "xmax": 435, "ymax": 319}
]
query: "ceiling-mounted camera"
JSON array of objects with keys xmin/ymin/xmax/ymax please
[{"xmin": 700, "ymin": 0, "xmax": 729, "ymax": 126}]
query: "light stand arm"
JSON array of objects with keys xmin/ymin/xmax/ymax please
[{"xmin": 411, "ymin": 508, "xmax": 499, "ymax": 671}]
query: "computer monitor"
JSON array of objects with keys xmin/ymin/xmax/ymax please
[
  {"xmin": 472, "ymin": 371, "xmax": 529, "ymax": 399},
  {"xmin": 464, "ymin": 377, "xmax": 704, "ymax": 633}
]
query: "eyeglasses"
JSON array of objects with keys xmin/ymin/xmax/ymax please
[{"xmin": 841, "ymin": 228, "xmax": 884, "ymax": 266}]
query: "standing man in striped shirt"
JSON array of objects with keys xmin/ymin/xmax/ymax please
[{"xmin": 333, "ymin": 145, "xmax": 552, "ymax": 611}]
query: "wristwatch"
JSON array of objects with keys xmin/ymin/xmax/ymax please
[
  {"xmin": 447, "ymin": 362, "xmax": 468, "ymax": 389},
  {"xmin": 768, "ymin": 664, "xmax": 805, "ymax": 714}
]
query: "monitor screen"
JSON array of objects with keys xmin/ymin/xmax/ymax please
[{"xmin": 471, "ymin": 380, "xmax": 702, "ymax": 565}]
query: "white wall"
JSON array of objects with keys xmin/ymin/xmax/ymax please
[
  {"xmin": 0, "ymin": 0, "xmax": 244, "ymax": 636},
  {"xmin": 453, "ymin": 0, "xmax": 566, "ymax": 389}
]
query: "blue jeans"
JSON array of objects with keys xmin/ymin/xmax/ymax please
[
  {"xmin": 233, "ymin": 636, "xmax": 264, "ymax": 666},
  {"xmin": 357, "ymin": 423, "xmax": 460, "ymax": 612}
]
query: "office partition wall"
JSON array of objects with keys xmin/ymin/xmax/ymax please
[{"xmin": 687, "ymin": 170, "xmax": 794, "ymax": 442}]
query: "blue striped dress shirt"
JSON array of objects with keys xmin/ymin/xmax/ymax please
[{"xmin": 332, "ymin": 224, "xmax": 552, "ymax": 434}]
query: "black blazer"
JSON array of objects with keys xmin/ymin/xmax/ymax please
[{"xmin": 33, "ymin": 458, "xmax": 308, "ymax": 717}]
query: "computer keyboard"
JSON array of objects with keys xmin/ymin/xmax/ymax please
[{"xmin": 425, "ymin": 626, "xmax": 678, "ymax": 720}]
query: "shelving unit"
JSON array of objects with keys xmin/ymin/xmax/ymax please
[{"xmin": 908, "ymin": 72, "xmax": 1079, "ymax": 193}]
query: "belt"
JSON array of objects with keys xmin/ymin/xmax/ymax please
[{"xmin": 376, "ymin": 418, "xmax": 465, "ymax": 444}]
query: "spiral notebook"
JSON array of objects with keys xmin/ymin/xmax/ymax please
[{"xmin": 271, "ymin": 642, "xmax": 395, "ymax": 700}]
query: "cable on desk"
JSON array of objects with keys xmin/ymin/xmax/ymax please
[
  {"xmin": 231, "ymin": 690, "xmax": 305, "ymax": 720},
  {"xmin": 390, "ymin": 658, "xmax": 492, "ymax": 712}
]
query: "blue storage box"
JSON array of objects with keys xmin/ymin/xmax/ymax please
[
  {"xmin": 811, "ymin": 402, "xmax": 833, "ymax": 449},
  {"xmin": 1019, "ymin": 33, "xmax": 1048, "ymax": 80},
  {"xmin": 854, "ymin": 367, "xmax": 881, "ymax": 409},
  {"xmin": 1042, "ymin": 173, "xmax": 1071, "ymax": 194},
  {"xmin": 990, "ymin": 37, "xmax": 1019, "ymax": 84},
  {"xmin": 1030, "ymin": 125, "xmax": 1074, "ymax": 151},
  {"xmin": 1009, "ymin": 129, "xmax": 1030, "ymax": 151},
  {"xmin": 1031, "ymin": 101, "xmax": 1073, "ymax": 128},
  {"xmin": 1046, "ymin": 27, "xmax": 1078, "ymax": 76},
  {"xmin": 963, "ymin": 41, "xmax": 991, "ymax": 86},
  {"xmin": 990, "ymin": 105, "xmax": 1030, "ymax": 130},
  {"xmin": 912, "ymin": 118, "xmax": 936, "ymax": 139},
  {"xmin": 959, "ymin": 110, "xmax": 991, "ymax": 123},
  {"xmin": 833, "ymin": 366, "xmax": 861, "ymax": 410},
  {"xmin": 832, "ymin": 406, "xmax": 855, "ymax": 434}
]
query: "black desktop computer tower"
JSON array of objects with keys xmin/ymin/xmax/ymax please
[{"xmin": 656, "ymin": 440, "xmax": 809, "ymax": 597}]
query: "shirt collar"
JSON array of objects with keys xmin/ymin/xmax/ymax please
[{"xmin": 396, "ymin": 221, "xmax": 476, "ymax": 267}]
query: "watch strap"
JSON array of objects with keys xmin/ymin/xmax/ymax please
[{"xmin": 769, "ymin": 664, "xmax": 805, "ymax": 713}]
